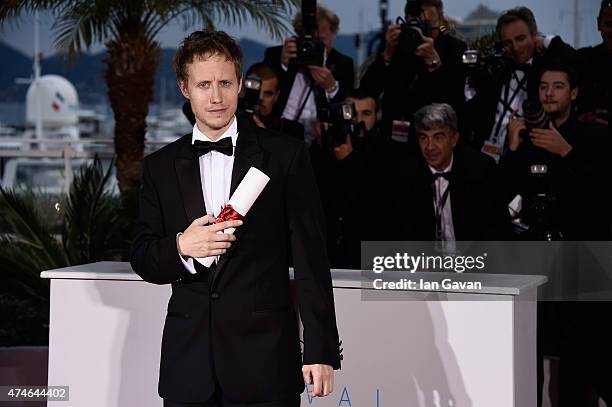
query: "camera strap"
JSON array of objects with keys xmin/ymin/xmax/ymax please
[
  {"xmin": 433, "ymin": 179, "xmax": 451, "ymax": 241},
  {"xmin": 490, "ymin": 72, "xmax": 529, "ymax": 145},
  {"xmin": 293, "ymin": 75, "xmax": 315, "ymax": 123}
]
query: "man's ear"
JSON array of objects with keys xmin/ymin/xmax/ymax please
[
  {"xmin": 178, "ymin": 80, "xmax": 190, "ymax": 99},
  {"xmin": 237, "ymin": 76, "xmax": 243, "ymax": 93},
  {"xmin": 570, "ymin": 86, "xmax": 579, "ymax": 102},
  {"xmin": 452, "ymin": 132, "xmax": 460, "ymax": 147}
]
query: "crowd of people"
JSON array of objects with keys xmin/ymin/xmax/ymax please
[
  {"xmin": 172, "ymin": 1, "xmax": 610, "ymax": 405},
  {"xmin": 197, "ymin": 0, "xmax": 611, "ymax": 266}
]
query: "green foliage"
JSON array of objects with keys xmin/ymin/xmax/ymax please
[{"xmin": 0, "ymin": 157, "xmax": 134, "ymax": 345}]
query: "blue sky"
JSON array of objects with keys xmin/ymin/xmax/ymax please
[{"xmin": 0, "ymin": 0, "xmax": 604, "ymax": 58}]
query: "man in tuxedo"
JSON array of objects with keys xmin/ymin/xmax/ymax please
[
  {"xmin": 263, "ymin": 5, "xmax": 354, "ymax": 146},
  {"xmin": 130, "ymin": 30, "xmax": 340, "ymax": 407},
  {"xmin": 394, "ymin": 103, "xmax": 509, "ymax": 241},
  {"xmin": 465, "ymin": 6, "xmax": 577, "ymax": 161}
]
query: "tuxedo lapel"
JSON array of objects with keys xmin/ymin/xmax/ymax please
[
  {"xmin": 214, "ymin": 116, "xmax": 265, "ymax": 285},
  {"xmin": 174, "ymin": 135, "xmax": 207, "ymax": 223}
]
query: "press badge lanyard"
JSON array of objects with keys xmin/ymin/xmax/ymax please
[
  {"xmin": 433, "ymin": 180, "xmax": 451, "ymax": 241},
  {"xmin": 490, "ymin": 71, "xmax": 529, "ymax": 146}
]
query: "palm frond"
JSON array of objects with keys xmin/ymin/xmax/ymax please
[
  {"xmin": 52, "ymin": 1, "xmax": 113, "ymax": 58},
  {"xmin": 0, "ymin": 186, "xmax": 67, "ymax": 268},
  {"xmin": 62, "ymin": 157, "xmax": 131, "ymax": 264}
]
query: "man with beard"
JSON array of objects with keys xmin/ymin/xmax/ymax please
[
  {"xmin": 465, "ymin": 7, "xmax": 576, "ymax": 162},
  {"xmin": 503, "ymin": 64, "xmax": 611, "ymax": 406}
]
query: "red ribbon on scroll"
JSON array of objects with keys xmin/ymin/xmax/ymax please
[{"xmin": 214, "ymin": 204, "xmax": 244, "ymax": 224}]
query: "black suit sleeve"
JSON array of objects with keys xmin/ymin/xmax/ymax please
[
  {"xmin": 130, "ymin": 157, "xmax": 198, "ymax": 284},
  {"xmin": 286, "ymin": 142, "xmax": 341, "ymax": 369},
  {"xmin": 330, "ymin": 54, "xmax": 355, "ymax": 104}
]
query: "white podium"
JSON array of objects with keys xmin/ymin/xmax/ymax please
[{"xmin": 41, "ymin": 262, "xmax": 546, "ymax": 407}]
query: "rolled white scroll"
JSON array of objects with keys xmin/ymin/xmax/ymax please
[{"xmin": 195, "ymin": 167, "xmax": 270, "ymax": 267}]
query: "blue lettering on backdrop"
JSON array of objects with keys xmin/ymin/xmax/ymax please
[
  {"xmin": 338, "ymin": 387, "xmax": 351, "ymax": 406},
  {"xmin": 304, "ymin": 385, "xmax": 315, "ymax": 404}
]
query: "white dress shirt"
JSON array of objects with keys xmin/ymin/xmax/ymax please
[
  {"xmin": 281, "ymin": 52, "xmax": 339, "ymax": 145},
  {"xmin": 179, "ymin": 116, "xmax": 238, "ymax": 274},
  {"xmin": 429, "ymin": 157, "xmax": 456, "ymax": 243}
]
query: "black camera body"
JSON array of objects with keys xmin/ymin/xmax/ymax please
[
  {"xmin": 395, "ymin": 1, "xmax": 432, "ymax": 58},
  {"xmin": 516, "ymin": 99, "xmax": 562, "ymax": 240},
  {"xmin": 319, "ymin": 101, "xmax": 365, "ymax": 147},
  {"xmin": 239, "ymin": 76, "xmax": 262, "ymax": 116},
  {"xmin": 519, "ymin": 99, "xmax": 551, "ymax": 141},
  {"xmin": 294, "ymin": 0, "xmax": 325, "ymax": 67},
  {"xmin": 462, "ymin": 43, "xmax": 513, "ymax": 88}
]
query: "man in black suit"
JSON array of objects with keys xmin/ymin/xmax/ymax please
[
  {"xmin": 501, "ymin": 64, "xmax": 611, "ymax": 406},
  {"xmin": 393, "ymin": 103, "xmax": 508, "ymax": 242},
  {"xmin": 465, "ymin": 6, "xmax": 576, "ymax": 161},
  {"xmin": 359, "ymin": 0, "xmax": 467, "ymax": 135},
  {"xmin": 130, "ymin": 30, "xmax": 340, "ymax": 407},
  {"xmin": 577, "ymin": 0, "xmax": 612, "ymax": 130},
  {"xmin": 263, "ymin": 5, "xmax": 354, "ymax": 146}
]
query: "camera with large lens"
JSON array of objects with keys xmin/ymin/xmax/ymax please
[
  {"xmin": 515, "ymin": 99, "xmax": 561, "ymax": 240},
  {"xmin": 319, "ymin": 101, "xmax": 365, "ymax": 147},
  {"xmin": 294, "ymin": 0, "xmax": 325, "ymax": 67},
  {"xmin": 520, "ymin": 99, "xmax": 551, "ymax": 141},
  {"xmin": 395, "ymin": 0, "xmax": 432, "ymax": 59},
  {"xmin": 463, "ymin": 43, "xmax": 512, "ymax": 88},
  {"xmin": 239, "ymin": 75, "xmax": 262, "ymax": 116},
  {"xmin": 521, "ymin": 163, "xmax": 562, "ymax": 240}
]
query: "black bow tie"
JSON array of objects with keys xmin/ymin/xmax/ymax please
[
  {"xmin": 515, "ymin": 64, "xmax": 532, "ymax": 73},
  {"xmin": 432, "ymin": 172, "xmax": 452, "ymax": 181},
  {"xmin": 193, "ymin": 138, "xmax": 233, "ymax": 157}
]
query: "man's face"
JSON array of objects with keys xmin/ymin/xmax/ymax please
[
  {"xmin": 258, "ymin": 77, "xmax": 280, "ymax": 118},
  {"xmin": 417, "ymin": 125, "xmax": 458, "ymax": 171},
  {"xmin": 539, "ymin": 70, "xmax": 578, "ymax": 117},
  {"xmin": 179, "ymin": 53, "xmax": 241, "ymax": 137},
  {"xmin": 500, "ymin": 20, "xmax": 537, "ymax": 65},
  {"xmin": 421, "ymin": 4, "xmax": 441, "ymax": 38},
  {"xmin": 346, "ymin": 96, "xmax": 377, "ymax": 135},
  {"xmin": 318, "ymin": 19, "xmax": 336, "ymax": 54},
  {"xmin": 599, "ymin": 6, "xmax": 612, "ymax": 50}
]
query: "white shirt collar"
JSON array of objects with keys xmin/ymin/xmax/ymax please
[
  {"xmin": 191, "ymin": 115, "xmax": 239, "ymax": 147},
  {"xmin": 429, "ymin": 155, "xmax": 454, "ymax": 175}
]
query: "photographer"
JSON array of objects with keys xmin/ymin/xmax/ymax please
[
  {"xmin": 359, "ymin": 0, "xmax": 467, "ymax": 133},
  {"xmin": 466, "ymin": 7, "xmax": 576, "ymax": 162},
  {"xmin": 503, "ymin": 64, "xmax": 612, "ymax": 407},
  {"xmin": 240, "ymin": 62, "xmax": 304, "ymax": 141},
  {"xmin": 577, "ymin": 0, "xmax": 612, "ymax": 130},
  {"xmin": 502, "ymin": 63, "xmax": 610, "ymax": 240},
  {"xmin": 311, "ymin": 91, "xmax": 389, "ymax": 268},
  {"xmin": 264, "ymin": 3, "xmax": 354, "ymax": 146}
]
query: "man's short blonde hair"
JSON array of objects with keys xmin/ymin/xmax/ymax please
[{"xmin": 292, "ymin": 4, "xmax": 340, "ymax": 35}]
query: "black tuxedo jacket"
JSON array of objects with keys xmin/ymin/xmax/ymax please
[
  {"xmin": 130, "ymin": 115, "xmax": 340, "ymax": 403},
  {"xmin": 393, "ymin": 145, "xmax": 510, "ymax": 241},
  {"xmin": 263, "ymin": 45, "xmax": 355, "ymax": 117}
]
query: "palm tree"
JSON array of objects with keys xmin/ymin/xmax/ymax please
[{"xmin": 0, "ymin": 0, "xmax": 296, "ymax": 192}]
